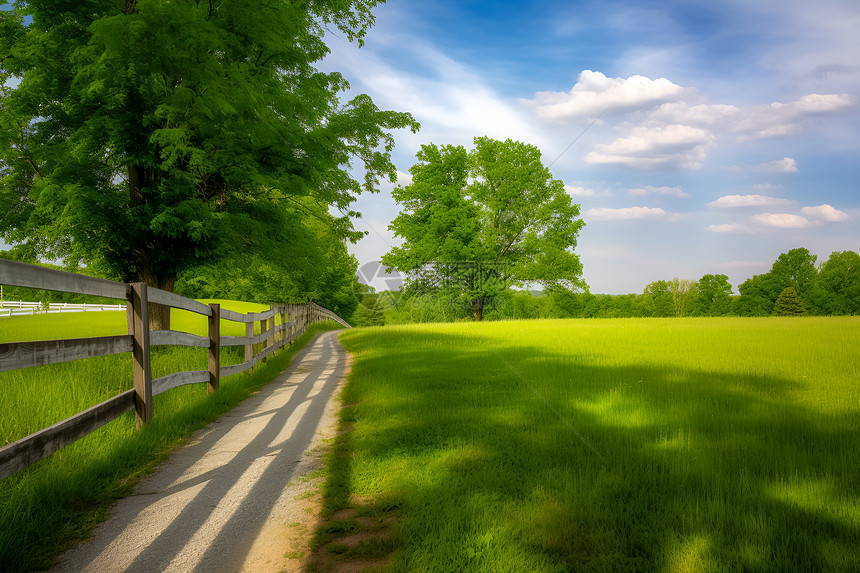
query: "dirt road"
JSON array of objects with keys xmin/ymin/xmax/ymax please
[{"xmin": 52, "ymin": 330, "xmax": 349, "ymax": 573}]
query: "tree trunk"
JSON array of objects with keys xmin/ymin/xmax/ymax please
[
  {"xmin": 133, "ymin": 248, "xmax": 175, "ymax": 331},
  {"xmin": 148, "ymin": 281, "xmax": 175, "ymax": 331},
  {"xmin": 471, "ymin": 297, "xmax": 485, "ymax": 321},
  {"xmin": 139, "ymin": 271, "xmax": 175, "ymax": 331},
  {"xmin": 128, "ymin": 163, "xmax": 173, "ymax": 330}
]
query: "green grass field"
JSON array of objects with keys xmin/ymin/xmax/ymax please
[
  {"xmin": 334, "ymin": 317, "xmax": 860, "ymax": 572},
  {"xmin": 0, "ymin": 302, "xmax": 338, "ymax": 571}
]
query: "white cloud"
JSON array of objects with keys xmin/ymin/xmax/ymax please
[
  {"xmin": 707, "ymin": 204, "xmax": 848, "ymax": 235},
  {"xmin": 648, "ymin": 102, "xmax": 740, "ymax": 127},
  {"xmin": 754, "ymin": 158, "xmax": 799, "ymax": 173},
  {"xmin": 646, "ymin": 95, "xmax": 854, "ymax": 144},
  {"xmin": 750, "ymin": 213, "xmax": 818, "ymax": 229},
  {"xmin": 526, "ymin": 70, "xmax": 685, "ymax": 121},
  {"xmin": 628, "ymin": 185, "xmax": 690, "ymax": 198},
  {"xmin": 564, "ymin": 184, "xmax": 595, "ymax": 197},
  {"xmin": 521, "ymin": 68, "xmax": 852, "ymax": 171},
  {"xmin": 800, "ymin": 204, "xmax": 850, "ymax": 222},
  {"xmin": 707, "ymin": 223, "xmax": 752, "ymax": 233},
  {"xmin": 733, "ymin": 95, "xmax": 854, "ymax": 142},
  {"xmin": 585, "ymin": 124, "xmax": 714, "ymax": 169},
  {"xmin": 394, "ymin": 170, "xmax": 413, "ymax": 186},
  {"xmin": 321, "ymin": 33, "xmax": 543, "ymax": 153},
  {"xmin": 584, "ymin": 206, "xmax": 676, "ymax": 221},
  {"xmin": 707, "ymin": 194, "xmax": 793, "ymax": 208}
]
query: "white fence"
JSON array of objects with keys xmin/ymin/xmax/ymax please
[{"xmin": 0, "ymin": 300, "xmax": 126, "ymax": 318}]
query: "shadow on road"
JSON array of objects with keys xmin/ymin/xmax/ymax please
[{"xmin": 53, "ymin": 330, "xmax": 348, "ymax": 573}]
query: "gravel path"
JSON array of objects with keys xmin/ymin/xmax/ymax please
[{"xmin": 52, "ymin": 330, "xmax": 349, "ymax": 573}]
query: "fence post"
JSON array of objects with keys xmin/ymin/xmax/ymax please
[
  {"xmin": 267, "ymin": 308, "xmax": 274, "ymax": 354},
  {"xmin": 244, "ymin": 321, "xmax": 253, "ymax": 372},
  {"xmin": 259, "ymin": 314, "xmax": 269, "ymax": 363},
  {"xmin": 208, "ymin": 303, "xmax": 220, "ymax": 394},
  {"xmin": 131, "ymin": 282, "xmax": 152, "ymax": 428}
]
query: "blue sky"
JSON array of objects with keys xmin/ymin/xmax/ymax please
[{"xmin": 324, "ymin": 0, "xmax": 860, "ymax": 294}]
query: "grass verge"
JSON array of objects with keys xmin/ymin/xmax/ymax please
[
  {"xmin": 332, "ymin": 317, "xmax": 860, "ymax": 572},
  {"xmin": 0, "ymin": 304, "xmax": 342, "ymax": 571}
]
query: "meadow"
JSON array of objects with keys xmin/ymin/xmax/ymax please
[
  {"xmin": 0, "ymin": 302, "xmax": 339, "ymax": 571},
  {"xmin": 334, "ymin": 317, "xmax": 860, "ymax": 572}
]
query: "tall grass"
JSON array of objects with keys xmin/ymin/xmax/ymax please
[
  {"xmin": 0, "ymin": 302, "xmax": 339, "ymax": 571},
  {"xmin": 336, "ymin": 317, "xmax": 860, "ymax": 572}
]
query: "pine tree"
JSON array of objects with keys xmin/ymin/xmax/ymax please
[{"xmin": 773, "ymin": 287, "xmax": 806, "ymax": 316}]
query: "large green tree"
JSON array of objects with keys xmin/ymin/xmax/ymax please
[
  {"xmin": 669, "ymin": 277, "xmax": 697, "ymax": 317},
  {"xmin": 0, "ymin": 0, "xmax": 417, "ymax": 327},
  {"xmin": 174, "ymin": 198, "xmax": 360, "ymax": 320},
  {"xmin": 642, "ymin": 280, "xmax": 674, "ymax": 317},
  {"xmin": 736, "ymin": 248, "xmax": 818, "ymax": 316},
  {"xmin": 383, "ymin": 137, "xmax": 585, "ymax": 320},
  {"xmin": 811, "ymin": 250, "xmax": 860, "ymax": 315},
  {"xmin": 695, "ymin": 273, "xmax": 733, "ymax": 316}
]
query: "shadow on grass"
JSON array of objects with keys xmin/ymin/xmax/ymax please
[{"xmin": 322, "ymin": 325, "xmax": 860, "ymax": 572}]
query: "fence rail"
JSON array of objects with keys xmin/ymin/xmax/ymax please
[
  {"xmin": 0, "ymin": 300, "xmax": 126, "ymax": 317},
  {"xmin": 0, "ymin": 259, "xmax": 350, "ymax": 480}
]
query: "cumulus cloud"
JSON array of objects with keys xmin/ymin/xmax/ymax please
[
  {"xmin": 707, "ymin": 223, "xmax": 752, "ymax": 233},
  {"xmin": 584, "ymin": 206, "xmax": 676, "ymax": 221},
  {"xmin": 707, "ymin": 194, "xmax": 793, "ymax": 208},
  {"xmin": 526, "ymin": 70, "xmax": 685, "ymax": 121},
  {"xmin": 564, "ymin": 184, "xmax": 595, "ymax": 197},
  {"xmin": 585, "ymin": 124, "xmax": 714, "ymax": 169},
  {"xmin": 734, "ymin": 94, "xmax": 854, "ymax": 142},
  {"xmin": 648, "ymin": 102, "xmax": 740, "ymax": 127},
  {"xmin": 800, "ymin": 204, "xmax": 850, "ymax": 221},
  {"xmin": 628, "ymin": 185, "xmax": 689, "ymax": 198},
  {"xmin": 650, "ymin": 96, "xmax": 854, "ymax": 144},
  {"xmin": 707, "ymin": 203, "xmax": 848, "ymax": 234},
  {"xmin": 754, "ymin": 158, "xmax": 799, "ymax": 173},
  {"xmin": 750, "ymin": 213, "xmax": 818, "ymax": 229},
  {"xmin": 520, "ymin": 64, "xmax": 854, "ymax": 171}
]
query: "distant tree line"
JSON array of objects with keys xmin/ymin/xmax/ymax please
[{"xmin": 352, "ymin": 247, "xmax": 860, "ymax": 325}]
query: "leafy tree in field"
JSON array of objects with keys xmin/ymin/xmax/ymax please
[
  {"xmin": 695, "ymin": 274, "xmax": 733, "ymax": 316},
  {"xmin": 383, "ymin": 137, "xmax": 585, "ymax": 321},
  {"xmin": 736, "ymin": 272, "xmax": 782, "ymax": 316},
  {"xmin": 810, "ymin": 250, "xmax": 860, "ymax": 315},
  {"xmin": 736, "ymin": 248, "xmax": 818, "ymax": 316},
  {"xmin": 546, "ymin": 287, "xmax": 587, "ymax": 318},
  {"xmin": 773, "ymin": 287, "xmax": 806, "ymax": 316},
  {"xmin": 669, "ymin": 277, "xmax": 697, "ymax": 317},
  {"xmin": 642, "ymin": 280, "xmax": 674, "ymax": 317},
  {"xmin": 0, "ymin": 0, "xmax": 418, "ymax": 328},
  {"xmin": 770, "ymin": 248, "xmax": 818, "ymax": 308}
]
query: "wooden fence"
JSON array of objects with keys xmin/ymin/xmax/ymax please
[
  {"xmin": 0, "ymin": 259, "xmax": 350, "ymax": 480},
  {"xmin": 0, "ymin": 300, "xmax": 126, "ymax": 317}
]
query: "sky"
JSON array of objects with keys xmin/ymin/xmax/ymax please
[{"xmin": 322, "ymin": 0, "xmax": 860, "ymax": 294}]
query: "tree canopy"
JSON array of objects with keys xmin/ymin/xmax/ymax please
[
  {"xmin": 737, "ymin": 248, "xmax": 818, "ymax": 316},
  {"xmin": 0, "ymin": 0, "xmax": 418, "ymax": 326},
  {"xmin": 382, "ymin": 137, "xmax": 585, "ymax": 320}
]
